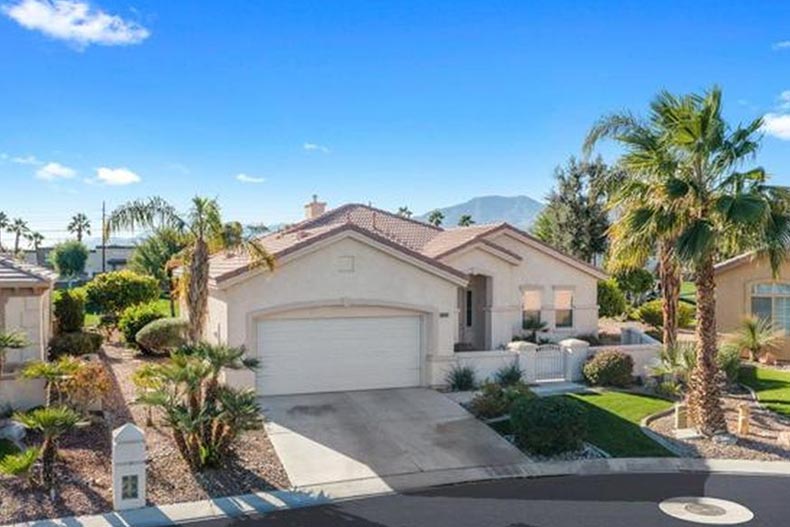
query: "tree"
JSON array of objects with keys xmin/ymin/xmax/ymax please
[
  {"xmin": 0, "ymin": 211, "xmax": 8, "ymax": 251},
  {"xmin": 724, "ymin": 317, "xmax": 783, "ymax": 362},
  {"xmin": 130, "ymin": 228, "xmax": 190, "ymax": 316},
  {"xmin": 27, "ymin": 231, "xmax": 44, "ymax": 251},
  {"xmin": 458, "ymin": 215, "xmax": 475, "ymax": 227},
  {"xmin": 107, "ymin": 196, "xmax": 276, "ymax": 343},
  {"xmin": 9, "ymin": 218, "xmax": 29, "ymax": 254},
  {"xmin": 427, "ymin": 210, "xmax": 444, "ymax": 226},
  {"xmin": 84, "ymin": 270, "xmax": 159, "ymax": 318},
  {"xmin": 0, "ymin": 330, "xmax": 27, "ymax": 376},
  {"xmin": 13, "ymin": 406, "xmax": 82, "ymax": 491},
  {"xmin": 397, "ymin": 206, "xmax": 413, "ymax": 218},
  {"xmin": 589, "ymin": 87, "xmax": 790, "ymax": 436},
  {"xmin": 67, "ymin": 213, "xmax": 91, "ymax": 242},
  {"xmin": 615, "ymin": 268, "xmax": 655, "ymax": 306},
  {"xmin": 531, "ymin": 157, "xmax": 612, "ymax": 263},
  {"xmin": 48, "ymin": 241, "xmax": 88, "ymax": 277}
]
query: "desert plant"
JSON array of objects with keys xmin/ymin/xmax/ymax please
[
  {"xmin": 135, "ymin": 318, "xmax": 188, "ymax": 354},
  {"xmin": 118, "ymin": 302, "xmax": 166, "ymax": 346},
  {"xmin": 510, "ymin": 396, "xmax": 588, "ymax": 455},
  {"xmin": 493, "ymin": 361, "xmax": 523, "ymax": 387},
  {"xmin": 582, "ymin": 350, "xmax": 634, "ymax": 387},
  {"xmin": 53, "ymin": 288, "xmax": 86, "ymax": 334},
  {"xmin": 14, "ymin": 406, "xmax": 83, "ymax": 491},
  {"xmin": 468, "ymin": 381, "xmax": 535, "ymax": 419},
  {"xmin": 715, "ymin": 344, "xmax": 743, "ymax": 387},
  {"xmin": 61, "ymin": 362, "xmax": 111, "ymax": 414},
  {"xmin": 48, "ymin": 331, "xmax": 103, "ymax": 359},
  {"xmin": 0, "ymin": 330, "xmax": 27, "ymax": 375},
  {"xmin": 597, "ymin": 279, "xmax": 627, "ymax": 317},
  {"xmin": 0, "ymin": 447, "xmax": 40, "ymax": 488},
  {"xmin": 84, "ymin": 270, "xmax": 160, "ymax": 319},
  {"xmin": 522, "ymin": 317, "xmax": 548, "ymax": 342},
  {"xmin": 21, "ymin": 356, "xmax": 82, "ymax": 405},
  {"xmin": 445, "ymin": 364, "xmax": 477, "ymax": 392},
  {"xmin": 724, "ymin": 316, "xmax": 783, "ymax": 362}
]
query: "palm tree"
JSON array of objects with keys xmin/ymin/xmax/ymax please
[
  {"xmin": 458, "ymin": 215, "xmax": 475, "ymax": 227},
  {"xmin": 27, "ymin": 231, "xmax": 44, "ymax": 251},
  {"xmin": 397, "ymin": 206, "xmax": 413, "ymax": 218},
  {"xmin": 21, "ymin": 357, "xmax": 82, "ymax": 406},
  {"xmin": 14, "ymin": 406, "xmax": 82, "ymax": 491},
  {"xmin": 0, "ymin": 211, "xmax": 8, "ymax": 251},
  {"xmin": 427, "ymin": 210, "xmax": 444, "ymax": 227},
  {"xmin": 724, "ymin": 316, "xmax": 783, "ymax": 362},
  {"xmin": 0, "ymin": 447, "xmax": 40, "ymax": 488},
  {"xmin": 9, "ymin": 218, "xmax": 29, "ymax": 254},
  {"xmin": 592, "ymin": 87, "xmax": 790, "ymax": 436},
  {"xmin": 130, "ymin": 228, "xmax": 190, "ymax": 316},
  {"xmin": 67, "ymin": 213, "xmax": 91, "ymax": 242},
  {"xmin": 0, "ymin": 330, "xmax": 27, "ymax": 376},
  {"xmin": 107, "ymin": 196, "xmax": 276, "ymax": 343},
  {"xmin": 584, "ymin": 110, "xmax": 683, "ymax": 350}
]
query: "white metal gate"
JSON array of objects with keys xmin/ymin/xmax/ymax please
[{"xmin": 534, "ymin": 344, "xmax": 566, "ymax": 382}]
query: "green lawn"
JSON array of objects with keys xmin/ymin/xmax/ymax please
[
  {"xmin": 739, "ymin": 366, "xmax": 790, "ymax": 417},
  {"xmin": 85, "ymin": 297, "xmax": 176, "ymax": 328},
  {"xmin": 0, "ymin": 438, "xmax": 19, "ymax": 460},
  {"xmin": 567, "ymin": 391, "xmax": 675, "ymax": 457},
  {"xmin": 680, "ymin": 281, "xmax": 696, "ymax": 300}
]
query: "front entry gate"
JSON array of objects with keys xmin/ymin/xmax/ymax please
[{"xmin": 534, "ymin": 344, "xmax": 566, "ymax": 382}]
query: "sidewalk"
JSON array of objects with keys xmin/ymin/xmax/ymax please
[{"xmin": 11, "ymin": 457, "xmax": 790, "ymax": 527}]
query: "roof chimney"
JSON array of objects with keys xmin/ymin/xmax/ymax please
[{"xmin": 304, "ymin": 194, "xmax": 327, "ymax": 219}]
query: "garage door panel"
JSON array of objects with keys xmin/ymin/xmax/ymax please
[{"xmin": 257, "ymin": 315, "xmax": 422, "ymax": 396}]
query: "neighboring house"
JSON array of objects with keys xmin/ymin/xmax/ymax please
[
  {"xmin": 0, "ymin": 257, "xmax": 56, "ymax": 410},
  {"xmin": 205, "ymin": 198, "xmax": 606, "ymax": 396},
  {"xmin": 715, "ymin": 251, "xmax": 790, "ymax": 360},
  {"xmin": 24, "ymin": 244, "xmax": 134, "ymax": 278}
]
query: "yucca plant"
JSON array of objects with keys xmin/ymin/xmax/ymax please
[
  {"xmin": 0, "ymin": 447, "xmax": 40, "ymax": 488},
  {"xmin": 14, "ymin": 407, "xmax": 83, "ymax": 491},
  {"xmin": 725, "ymin": 316, "xmax": 783, "ymax": 362},
  {"xmin": 445, "ymin": 364, "xmax": 477, "ymax": 392}
]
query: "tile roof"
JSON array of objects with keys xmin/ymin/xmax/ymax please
[
  {"xmin": 0, "ymin": 255, "xmax": 57, "ymax": 287},
  {"xmin": 209, "ymin": 203, "xmax": 605, "ymax": 283}
]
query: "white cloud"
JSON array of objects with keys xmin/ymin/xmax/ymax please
[
  {"xmin": 779, "ymin": 90, "xmax": 790, "ymax": 110},
  {"xmin": 2, "ymin": 0, "xmax": 150, "ymax": 49},
  {"xmin": 236, "ymin": 173, "xmax": 265, "ymax": 184},
  {"xmin": 95, "ymin": 166, "xmax": 140, "ymax": 185},
  {"xmin": 773, "ymin": 41, "xmax": 790, "ymax": 50},
  {"xmin": 11, "ymin": 154, "xmax": 42, "ymax": 165},
  {"xmin": 763, "ymin": 113, "xmax": 790, "ymax": 140},
  {"xmin": 303, "ymin": 142, "xmax": 330, "ymax": 154},
  {"xmin": 35, "ymin": 161, "xmax": 75, "ymax": 180}
]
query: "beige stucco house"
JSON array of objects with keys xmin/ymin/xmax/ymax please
[
  {"xmin": 715, "ymin": 251, "xmax": 790, "ymax": 361},
  {"xmin": 0, "ymin": 256, "xmax": 56, "ymax": 410},
  {"xmin": 205, "ymin": 198, "xmax": 606, "ymax": 396}
]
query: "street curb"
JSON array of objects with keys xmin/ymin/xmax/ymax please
[
  {"xmin": 639, "ymin": 406, "xmax": 689, "ymax": 457},
  {"xmin": 11, "ymin": 457, "xmax": 790, "ymax": 527}
]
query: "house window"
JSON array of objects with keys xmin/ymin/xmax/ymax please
[
  {"xmin": 554, "ymin": 289, "xmax": 573, "ymax": 328},
  {"xmin": 751, "ymin": 282, "xmax": 790, "ymax": 335},
  {"xmin": 465, "ymin": 290, "xmax": 473, "ymax": 327},
  {"xmin": 522, "ymin": 289, "xmax": 541, "ymax": 325}
]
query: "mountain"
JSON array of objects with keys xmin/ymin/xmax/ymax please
[{"xmin": 416, "ymin": 195, "xmax": 544, "ymax": 229}]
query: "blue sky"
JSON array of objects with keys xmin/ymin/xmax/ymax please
[{"xmin": 1, "ymin": 0, "xmax": 790, "ymax": 243}]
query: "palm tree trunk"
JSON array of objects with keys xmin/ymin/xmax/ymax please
[
  {"xmin": 41, "ymin": 437, "xmax": 55, "ymax": 491},
  {"xmin": 687, "ymin": 255, "xmax": 727, "ymax": 436},
  {"xmin": 14, "ymin": 233, "xmax": 20, "ymax": 254},
  {"xmin": 187, "ymin": 239, "xmax": 209, "ymax": 343},
  {"xmin": 658, "ymin": 241, "xmax": 680, "ymax": 349},
  {"xmin": 167, "ymin": 268, "xmax": 176, "ymax": 317}
]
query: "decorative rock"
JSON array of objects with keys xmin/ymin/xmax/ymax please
[
  {"xmin": 737, "ymin": 404, "xmax": 750, "ymax": 436},
  {"xmin": 712, "ymin": 433, "xmax": 738, "ymax": 445},
  {"xmin": 777, "ymin": 431, "xmax": 790, "ymax": 448},
  {"xmin": 0, "ymin": 422, "xmax": 26, "ymax": 442}
]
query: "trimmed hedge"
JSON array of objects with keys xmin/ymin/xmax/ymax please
[
  {"xmin": 53, "ymin": 288, "xmax": 86, "ymax": 334},
  {"xmin": 597, "ymin": 279, "xmax": 627, "ymax": 318},
  {"xmin": 135, "ymin": 318, "xmax": 188, "ymax": 355},
  {"xmin": 637, "ymin": 300, "xmax": 695, "ymax": 329},
  {"xmin": 84, "ymin": 270, "xmax": 160, "ymax": 316},
  {"xmin": 119, "ymin": 302, "xmax": 166, "ymax": 346},
  {"xmin": 469, "ymin": 381, "xmax": 536, "ymax": 419},
  {"xmin": 49, "ymin": 331, "xmax": 103, "ymax": 359},
  {"xmin": 583, "ymin": 349, "xmax": 634, "ymax": 387},
  {"xmin": 510, "ymin": 396, "xmax": 588, "ymax": 455}
]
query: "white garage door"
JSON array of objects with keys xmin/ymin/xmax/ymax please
[{"xmin": 256, "ymin": 315, "xmax": 422, "ymax": 396}]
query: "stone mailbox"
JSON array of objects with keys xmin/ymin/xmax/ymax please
[{"xmin": 112, "ymin": 423, "xmax": 146, "ymax": 511}]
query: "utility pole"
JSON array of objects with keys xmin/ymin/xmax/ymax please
[{"xmin": 102, "ymin": 201, "xmax": 107, "ymax": 274}]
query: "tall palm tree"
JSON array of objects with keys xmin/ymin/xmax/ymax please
[
  {"xmin": 584, "ymin": 107, "xmax": 683, "ymax": 350},
  {"xmin": 0, "ymin": 211, "xmax": 8, "ymax": 252},
  {"xmin": 458, "ymin": 214, "xmax": 475, "ymax": 227},
  {"xmin": 27, "ymin": 231, "xmax": 44, "ymax": 251},
  {"xmin": 427, "ymin": 210, "xmax": 444, "ymax": 226},
  {"xmin": 14, "ymin": 406, "xmax": 82, "ymax": 491},
  {"xmin": 107, "ymin": 196, "xmax": 276, "ymax": 343},
  {"xmin": 67, "ymin": 213, "xmax": 91, "ymax": 242},
  {"xmin": 397, "ymin": 206, "xmax": 412, "ymax": 218},
  {"xmin": 9, "ymin": 218, "xmax": 29, "ymax": 254},
  {"xmin": 592, "ymin": 87, "xmax": 790, "ymax": 435}
]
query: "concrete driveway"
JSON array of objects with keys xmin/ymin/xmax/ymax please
[{"xmin": 260, "ymin": 388, "xmax": 527, "ymax": 493}]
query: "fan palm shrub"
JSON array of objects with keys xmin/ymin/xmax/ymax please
[
  {"xmin": 724, "ymin": 316, "xmax": 783, "ymax": 361},
  {"xmin": 21, "ymin": 356, "xmax": 82, "ymax": 406},
  {"xmin": 0, "ymin": 330, "xmax": 27, "ymax": 375},
  {"xmin": 0, "ymin": 447, "xmax": 40, "ymax": 488}
]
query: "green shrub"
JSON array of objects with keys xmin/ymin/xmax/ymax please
[
  {"xmin": 119, "ymin": 303, "xmax": 166, "ymax": 346},
  {"xmin": 510, "ymin": 396, "xmax": 587, "ymax": 455},
  {"xmin": 135, "ymin": 318, "xmax": 189, "ymax": 355},
  {"xmin": 597, "ymin": 279, "xmax": 627, "ymax": 317},
  {"xmin": 48, "ymin": 241, "xmax": 88, "ymax": 277},
  {"xmin": 469, "ymin": 381, "xmax": 535, "ymax": 419},
  {"xmin": 85, "ymin": 270, "xmax": 159, "ymax": 317},
  {"xmin": 48, "ymin": 331, "xmax": 103, "ymax": 359},
  {"xmin": 582, "ymin": 349, "xmax": 634, "ymax": 387},
  {"xmin": 615, "ymin": 268, "xmax": 655, "ymax": 304},
  {"xmin": 493, "ymin": 361, "xmax": 524, "ymax": 387},
  {"xmin": 716, "ymin": 344, "xmax": 742, "ymax": 385},
  {"xmin": 637, "ymin": 300, "xmax": 694, "ymax": 329},
  {"xmin": 53, "ymin": 288, "xmax": 86, "ymax": 334},
  {"xmin": 445, "ymin": 364, "xmax": 477, "ymax": 391}
]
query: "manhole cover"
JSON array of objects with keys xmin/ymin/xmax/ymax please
[{"xmin": 659, "ymin": 497, "xmax": 754, "ymax": 525}]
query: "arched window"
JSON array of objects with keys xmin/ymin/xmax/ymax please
[{"xmin": 750, "ymin": 283, "xmax": 790, "ymax": 335}]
